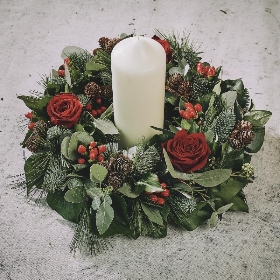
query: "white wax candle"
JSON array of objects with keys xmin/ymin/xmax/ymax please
[{"xmin": 111, "ymin": 36, "xmax": 166, "ymax": 148}]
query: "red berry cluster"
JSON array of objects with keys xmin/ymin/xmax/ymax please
[
  {"xmin": 77, "ymin": 142, "xmax": 106, "ymax": 164},
  {"xmin": 85, "ymin": 98, "xmax": 107, "ymax": 118},
  {"xmin": 25, "ymin": 112, "xmax": 35, "ymax": 130},
  {"xmin": 196, "ymin": 62, "xmax": 216, "ymax": 77},
  {"xmin": 146, "ymin": 183, "xmax": 170, "ymax": 206},
  {"xmin": 180, "ymin": 102, "xmax": 202, "ymax": 120},
  {"xmin": 57, "ymin": 58, "xmax": 71, "ymax": 77}
]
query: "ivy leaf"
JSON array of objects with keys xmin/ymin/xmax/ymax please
[
  {"xmin": 96, "ymin": 202, "xmax": 114, "ymax": 235},
  {"xmin": 90, "ymin": 164, "xmax": 108, "ymax": 183},
  {"xmin": 210, "ymin": 212, "xmax": 218, "ymax": 228},
  {"xmin": 243, "ymin": 110, "xmax": 272, "ymax": 127},
  {"xmin": 141, "ymin": 202, "xmax": 164, "ymax": 226},
  {"xmin": 64, "ymin": 186, "xmax": 87, "ymax": 203},
  {"xmin": 216, "ymin": 203, "xmax": 233, "ymax": 214},
  {"xmin": 193, "ymin": 169, "xmax": 232, "ymax": 187},
  {"xmin": 118, "ymin": 183, "xmax": 140, "ymax": 198}
]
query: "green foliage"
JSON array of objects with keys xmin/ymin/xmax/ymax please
[
  {"xmin": 243, "ymin": 110, "xmax": 272, "ymax": 127},
  {"xmin": 245, "ymin": 127, "xmax": 265, "ymax": 153},
  {"xmin": 64, "ymin": 186, "xmax": 87, "ymax": 203},
  {"xmin": 96, "ymin": 200, "xmax": 114, "ymax": 235},
  {"xmin": 141, "ymin": 202, "xmax": 164, "ymax": 226},
  {"xmin": 135, "ymin": 173, "xmax": 163, "ymax": 193},
  {"xmin": 118, "ymin": 183, "xmax": 140, "ymax": 198},
  {"xmin": 90, "ymin": 164, "xmax": 108, "ymax": 183}
]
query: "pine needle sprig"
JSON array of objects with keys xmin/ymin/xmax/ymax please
[
  {"xmin": 70, "ymin": 208, "xmax": 109, "ymax": 255},
  {"xmin": 67, "ymin": 51, "xmax": 93, "ymax": 73}
]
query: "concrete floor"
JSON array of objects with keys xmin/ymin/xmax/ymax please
[{"xmin": 0, "ymin": 0, "xmax": 279, "ymax": 279}]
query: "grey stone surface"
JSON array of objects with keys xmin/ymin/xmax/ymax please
[{"xmin": 0, "ymin": 0, "xmax": 279, "ymax": 279}]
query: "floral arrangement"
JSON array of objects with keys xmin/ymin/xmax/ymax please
[{"xmin": 18, "ymin": 31, "xmax": 271, "ymax": 254}]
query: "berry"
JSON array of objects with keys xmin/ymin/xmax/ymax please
[
  {"xmin": 89, "ymin": 141, "xmax": 97, "ymax": 148},
  {"xmin": 100, "ymin": 106, "xmax": 107, "ymax": 113},
  {"xmin": 97, "ymin": 155, "xmax": 104, "ymax": 162},
  {"xmin": 157, "ymin": 197, "xmax": 165, "ymax": 205},
  {"xmin": 190, "ymin": 108, "xmax": 197, "ymax": 118},
  {"xmin": 183, "ymin": 111, "xmax": 192, "ymax": 120},
  {"xmin": 196, "ymin": 62, "xmax": 203, "ymax": 74},
  {"xmin": 150, "ymin": 195, "xmax": 158, "ymax": 202},
  {"xmin": 179, "ymin": 110, "xmax": 185, "ymax": 117},
  {"xmin": 89, "ymin": 153, "xmax": 97, "ymax": 160},
  {"xmin": 160, "ymin": 183, "xmax": 167, "ymax": 189},
  {"xmin": 64, "ymin": 58, "xmax": 70, "ymax": 66},
  {"xmin": 184, "ymin": 102, "xmax": 193, "ymax": 109},
  {"xmin": 91, "ymin": 110, "xmax": 98, "ymax": 117},
  {"xmin": 25, "ymin": 112, "xmax": 33, "ymax": 119},
  {"xmin": 96, "ymin": 109, "xmax": 103, "ymax": 115},
  {"xmin": 96, "ymin": 98, "xmax": 102, "ymax": 104},
  {"xmin": 194, "ymin": 103, "xmax": 202, "ymax": 112},
  {"xmin": 78, "ymin": 158, "xmax": 86, "ymax": 164},
  {"xmin": 160, "ymin": 189, "xmax": 170, "ymax": 197},
  {"xmin": 207, "ymin": 66, "xmax": 216, "ymax": 77},
  {"xmin": 98, "ymin": 145, "xmax": 106, "ymax": 153},
  {"xmin": 90, "ymin": 148, "xmax": 99, "ymax": 155},
  {"xmin": 28, "ymin": 122, "xmax": 35, "ymax": 130},
  {"xmin": 85, "ymin": 103, "xmax": 92, "ymax": 111},
  {"xmin": 57, "ymin": 69, "xmax": 65, "ymax": 77},
  {"xmin": 77, "ymin": 145, "xmax": 87, "ymax": 154},
  {"xmin": 202, "ymin": 66, "xmax": 210, "ymax": 76}
]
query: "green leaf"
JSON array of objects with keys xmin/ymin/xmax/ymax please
[
  {"xmin": 169, "ymin": 66, "xmax": 184, "ymax": 75},
  {"xmin": 61, "ymin": 136, "xmax": 71, "ymax": 159},
  {"xmin": 66, "ymin": 177, "xmax": 83, "ymax": 189},
  {"xmin": 85, "ymin": 182, "xmax": 103, "ymax": 198},
  {"xmin": 221, "ymin": 91, "xmax": 237, "ymax": 108},
  {"xmin": 47, "ymin": 190, "xmax": 83, "ymax": 223},
  {"xmin": 245, "ymin": 127, "xmax": 265, "ymax": 153},
  {"xmin": 229, "ymin": 195, "xmax": 248, "ymax": 212},
  {"xmin": 210, "ymin": 212, "xmax": 218, "ymax": 228},
  {"xmin": 74, "ymin": 131, "xmax": 94, "ymax": 145},
  {"xmin": 216, "ymin": 203, "xmax": 233, "ymax": 214},
  {"xmin": 135, "ymin": 173, "xmax": 163, "ymax": 193},
  {"xmin": 93, "ymin": 118, "xmax": 119, "ymax": 135},
  {"xmin": 204, "ymin": 130, "xmax": 214, "ymax": 144},
  {"xmin": 74, "ymin": 124, "xmax": 85, "ymax": 132},
  {"xmin": 141, "ymin": 202, "xmax": 163, "ymax": 226},
  {"xmin": 64, "ymin": 186, "xmax": 87, "ymax": 203},
  {"xmin": 86, "ymin": 62, "xmax": 106, "ymax": 71},
  {"xmin": 181, "ymin": 119, "xmax": 192, "ymax": 130},
  {"xmin": 213, "ymin": 81, "xmax": 221, "ymax": 95},
  {"xmin": 68, "ymin": 134, "xmax": 79, "ymax": 161},
  {"xmin": 243, "ymin": 110, "xmax": 272, "ymax": 127},
  {"xmin": 61, "ymin": 46, "xmax": 86, "ymax": 59},
  {"xmin": 18, "ymin": 95, "xmax": 52, "ymax": 116},
  {"xmin": 118, "ymin": 183, "xmax": 140, "ymax": 198},
  {"xmin": 91, "ymin": 196, "xmax": 101, "ymax": 210},
  {"xmin": 96, "ymin": 202, "xmax": 114, "ymax": 235},
  {"xmin": 90, "ymin": 164, "xmax": 108, "ymax": 183},
  {"xmin": 193, "ymin": 169, "xmax": 232, "ymax": 188}
]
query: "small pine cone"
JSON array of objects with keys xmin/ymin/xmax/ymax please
[
  {"xmin": 168, "ymin": 74, "xmax": 184, "ymax": 90},
  {"xmin": 98, "ymin": 37, "xmax": 110, "ymax": 50},
  {"xmin": 109, "ymin": 155, "xmax": 132, "ymax": 174},
  {"xmin": 25, "ymin": 134, "xmax": 44, "ymax": 153},
  {"xmin": 177, "ymin": 80, "xmax": 193, "ymax": 101},
  {"xmin": 93, "ymin": 48, "xmax": 101, "ymax": 56},
  {"xmin": 84, "ymin": 82, "xmax": 101, "ymax": 99},
  {"xmin": 241, "ymin": 130, "xmax": 254, "ymax": 145},
  {"xmin": 33, "ymin": 120, "xmax": 48, "ymax": 137},
  {"xmin": 105, "ymin": 38, "xmax": 121, "ymax": 53},
  {"xmin": 235, "ymin": 120, "xmax": 253, "ymax": 131},
  {"xmin": 101, "ymin": 85, "xmax": 113, "ymax": 101},
  {"xmin": 98, "ymin": 160, "xmax": 109, "ymax": 170},
  {"xmin": 108, "ymin": 172, "xmax": 124, "ymax": 189}
]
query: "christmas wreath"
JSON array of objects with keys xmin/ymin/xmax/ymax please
[{"xmin": 18, "ymin": 30, "xmax": 272, "ymax": 254}]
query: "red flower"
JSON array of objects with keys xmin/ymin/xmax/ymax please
[
  {"xmin": 152, "ymin": 35, "xmax": 173, "ymax": 63},
  {"xmin": 162, "ymin": 129, "xmax": 211, "ymax": 173},
  {"xmin": 47, "ymin": 93, "xmax": 83, "ymax": 129}
]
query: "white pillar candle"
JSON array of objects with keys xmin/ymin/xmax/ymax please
[{"xmin": 111, "ymin": 36, "xmax": 166, "ymax": 148}]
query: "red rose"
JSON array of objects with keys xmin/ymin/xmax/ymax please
[
  {"xmin": 162, "ymin": 129, "xmax": 211, "ymax": 173},
  {"xmin": 152, "ymin": 35, "xmax": 173, "ymax": 63},
  {"xmin": 46, "ymin": 93, "xmax": 83, "ymax": 129}
]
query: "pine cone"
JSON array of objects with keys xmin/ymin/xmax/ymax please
[
  {"xmin": 84, "ymin": 82, "xmax": 101, "ymax": 99},
  {"xmin": 101, "ymin": 85, "xmax": 113, "ymax": 101},
  {"xmin": 105, "ymin": 38, "xmax": 121, "ymax": 53},
  {"xmin": 177, "ymin": 80, "xmax": 193, "ymax": 101},
  {"xmin": 108, "ymin": 155, "xmax": 132, "ymax": 174},
  {"xmin": 93, "ymin": 48, "xmax": 101, "ymax": 56},
  {"xmin": 230, "ymin": 120, "xmax": 254, "ymax": 149},
  {"xmin": 33, "ymin": 120, "xmax": 48, "ymax": 137},
  {"xmin": 108, "ymin": 172, "xmax": 124, "ymax": 189},
  {"xmin": 98, "ymin": 37, "xmax": 110, "ymax": 50},
  {"xmin": 167, "ymin": 74, "xmax": 184, "ymax": 90},
  {"xmin": 25, "ymin": 134, "xmax": 44, "ymax": 153}
]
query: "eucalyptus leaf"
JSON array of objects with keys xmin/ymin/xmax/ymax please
[
  {"xmin": 64, "ymin": 186, "xmax": 86, "ymax": 203},
  {"xmin": 96, "ymin": 202, "xmax": 114, "ymax": 235},
  {"xmin": 85, "ymin": 184, "xmax": 103, "ymax": 199},
  {"xmin": 216, "ymin": 203, "xmax": 233, "ymax": 214},
  {"xmin": 90, "ymin": 164, "xmax": 108, "ymax": 182},
  {"xmin": 104, "ymin": 195, "xmax": 112, "ymax": 205},
  {"xmin": 169, "ymin": 66, "xmax": 184, "ymax": 75},
  {"xmin": 91, "ymin": 196, "xmax": 101, "ymax": 210},
  {"xmin": 141, "ymin": 202, "xmax": 164, "ymax": 226},
  {"xmin": 210, "ymin": 212, "xmax": 218, "ymax": 228},
  {"xmin": 61, "ymin": 46, "xmax": 86, "ymax": 59}
]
